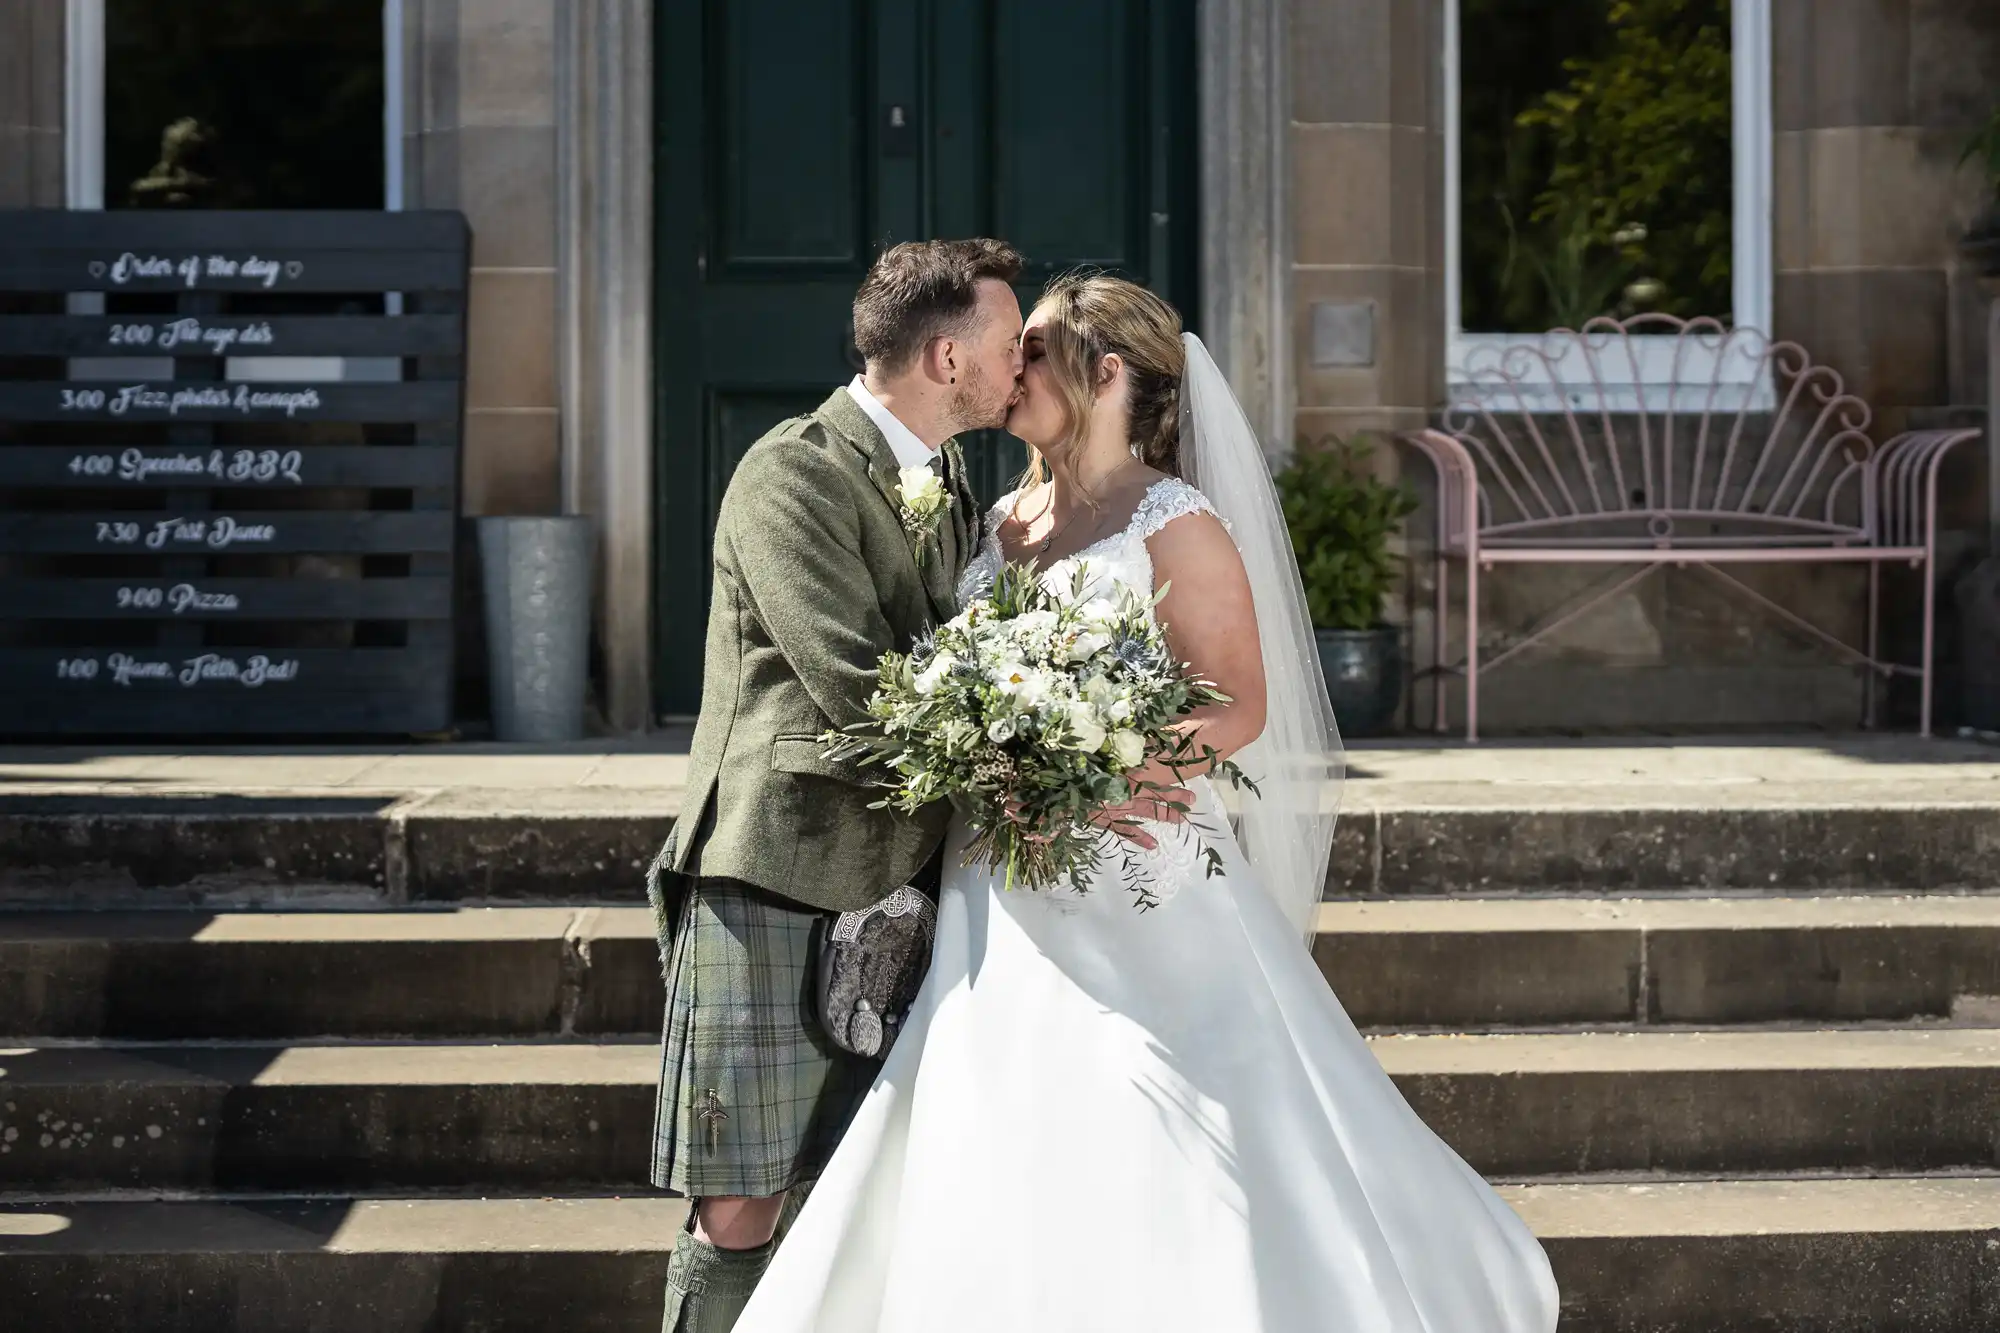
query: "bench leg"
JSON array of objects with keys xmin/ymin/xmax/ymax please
[
  {"xmin": 1865, "ymin": 564, "xmax": 1880, "ymax": 730},
  {"xmin": 1921, "ymin": 551, "xmax": 1938, "ymax": 738},
  {"xmin": 1466, "ymin": 559, "xmax": 1480, "ymax": 743},
  {"xmin": 1433, "ymin": 557, "xmax": 1450, "ymax": 734}
]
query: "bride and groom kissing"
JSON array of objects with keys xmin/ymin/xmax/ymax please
[{"xmin": 644, "ymin": 238, "xmax": 1558, "ymax": 1332}]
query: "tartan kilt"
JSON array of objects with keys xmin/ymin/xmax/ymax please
[{"xmin": 651, "ymin": 876, "xmax": 875, "ymax": 1199}]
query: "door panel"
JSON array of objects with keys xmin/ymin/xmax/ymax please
[
  {"xmin": 655, "ymin": 0, "xmax": 1195, "ymax": 718},
  {"xmin": 991, "ymin": 1, "xmax": 1137, "ymax": 269},
  {"xmin": 714, "ymin": 0, "xmax": 865, "ymax": 268}
]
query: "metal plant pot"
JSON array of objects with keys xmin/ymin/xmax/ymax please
[
  {"xmin": 1961, "ymin": 200, "xmax": 2000, "ymax": 278},
  {"xmin": 1314, "ymin": 626, "xmax": 1404, "ymax": 738},
  {"xmin": 476, "ymin": 516, "xmax": 593, "ymax": 742}
]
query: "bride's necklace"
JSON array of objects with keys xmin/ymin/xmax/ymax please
[{"xmin": 1032, "ymin": 500, "xmax": 1085, "ymax": 556}]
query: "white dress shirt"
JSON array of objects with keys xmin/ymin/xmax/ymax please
[{"xmin": 846, "ymin": 376, "xmax": 940, "ymax": 471}]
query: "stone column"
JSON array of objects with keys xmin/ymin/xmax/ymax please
[
  {"xmin": 1286, "ymin": 0, "xmax": 1447, "ymax": 448},
  {"xmin": 0, "ymin": 0, "xmax": 65, "ymax": 208},
  {"xmin": 399, "ymin": 1, "xmax": 573, "ymax": 726},
  {"xmin": 1284, "ymin": 0, "xmax": 1450, "ymax": 728},
  {"xmin": 1200, "ymin": 0, "xmax": 1290, "ymax": 457},
  {"xmin": 1771, "ymin": 1, "xmax": 2000, "ymax": 726},
  {"xmin": 555, "ymin": 0, "xmax": 652, "ymax": 733},
  {"xmin": 1772, "ymin": 0, "xmax": 2000, "ymax": 425},
  {"xmin": 401, "ymin": 0, "xmax": 561, "ymax": 517}
]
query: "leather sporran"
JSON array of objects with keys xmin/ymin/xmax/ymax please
[{"xmin": 814, "ymin": 885, "xmax": 937, "ymax": 1059}]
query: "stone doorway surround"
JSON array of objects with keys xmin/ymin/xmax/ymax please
[{"xmin": 564, "ymin": 0, "xmax": 1299, "ymax": 730}]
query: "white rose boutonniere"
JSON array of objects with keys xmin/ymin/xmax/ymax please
[{"xmin": 897, "ymin": 463, "xmax": 952, "ymax": 566}]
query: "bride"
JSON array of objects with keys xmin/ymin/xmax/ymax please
[{"xmin": 735, "ymin": 274, "xmax": 1559, "ymax": 1331}]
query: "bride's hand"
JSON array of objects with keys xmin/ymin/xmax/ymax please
[
  {"xmin": 1003, "ymin": 789, "xmax": 1190, "ymax": 852},
  {"xmin": 1092, "ymin": 777, "xmax": 1194, "ymax": 852}
]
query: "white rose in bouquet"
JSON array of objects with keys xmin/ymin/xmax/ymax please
[
  {"xmin": 1104, "ymin": 728, "xmax": 1146, "ymax": 771},
  {"xmin": 1063, "ymin": 700, "xmax": 1108, "ymax": 754}
]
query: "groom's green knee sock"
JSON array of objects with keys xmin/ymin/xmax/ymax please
[{"xmin": 661, "ymin": 1226, "xmax": 773, "ymax": 1333}]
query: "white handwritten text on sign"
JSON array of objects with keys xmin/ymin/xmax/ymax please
[
  {"xmin": 57, "ymin": 385, "xmax": 323, "ymax": 418},
  {"xmin": 113, "ymin": 584, "xmax": 243, "ymax": 614},
  {"xmin": 56, "ymin": 654, "xmax": 302, "ymax": 688},
  {"xmin": 88, "ymin": 253, "xmax": 307, "ymax": 289},
  {"xmin": 93, "ymin": 516, "xmax": 280, "ymax": 550},
  {"xmin": 66, "ymin": 449, "xmax": 305, "ymax": 485},
  {"xmin": 106, "ymin": 320, "xmax": 277, "ymax": 354}
]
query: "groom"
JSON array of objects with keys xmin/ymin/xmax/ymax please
[{"xmin": 645, "ymin": 237, "xmax": 1025, "ymax": 1331}]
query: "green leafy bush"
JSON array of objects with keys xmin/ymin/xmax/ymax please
[
  {"xmin": 1274, "ymin": 437, "xmax": 1419, "ymax": 633},
  {"xmin": 1459, "ymin": 0, "xmax": 1733, "ymax": 330}
]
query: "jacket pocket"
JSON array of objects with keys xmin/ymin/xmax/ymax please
[{"xmin": 770, "ymin": 733, "xmax": 870, "ymax": 784}]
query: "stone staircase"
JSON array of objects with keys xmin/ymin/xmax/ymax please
[{"xmin": 5, "ymin": 764, "xmax": 2000, "ymax": 1329}]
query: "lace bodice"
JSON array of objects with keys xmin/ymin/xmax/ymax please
[{"xmin": 954, "ymin": 476, "xmax": 1222, "ymax": 609}]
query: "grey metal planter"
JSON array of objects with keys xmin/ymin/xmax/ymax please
[
  {"xmin": 476, "ymin": 516, "xmax": 594, "ymax": 742},
  {"xmin": 1962, "ymin": 203, "xmax": 2000, "ymax": 277},
  {"xmin": 1315, "ymin": 626, "xmax": 1404, "ymax": 738}
]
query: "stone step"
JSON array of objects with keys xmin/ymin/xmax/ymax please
[
  {"xmin": 8, "ymin": 1181, "xmax": 2000, "ymax": 1331},
  {"xmin": 6, "ymin": 779, "xmax": 1998, "ymax": 904},
  {"xmin": 1317, "ymin": 894, "xmax": 2000, "ymax": 1029},
  {"xmin": 1381, "ymin": 1027, "xmax": 2000, "ymax": 1176},
  {"xmin": 1514, "ymin": 1176, "xmax": 2000, "ymax": 1332},
  {"xmin": 15, "ymin": 1031, "xmax": 2000, "ymax": 1190},
  {"xmin": 0, "ymin": 1043, "xmax": 659, "ymax": 1192},
  {"xmin": 0, "ymin": 907, "xmax": 661, "ymax": 1039},
  {"xmin": 0, "ymin": 1195, "xmax": 689, "ymax": 1332},
  {"xmin": 15, "ymin": 895, "xmax": 2000, "ymax": 1041}
]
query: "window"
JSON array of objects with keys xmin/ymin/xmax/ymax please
[
  {"xmin": 103, "ymin": 0, "xmax": 387, "ymax": 211},
  {"xmin": 1446, "ymin": 0, "xmax": 1772, "ymax": 408},
  {"xmin": 69, "ymin": 0, "xmax": 399, "ymax": 212}
]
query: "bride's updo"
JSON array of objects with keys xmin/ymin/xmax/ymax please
[{"xmin": 1037, "ymin": 272, "xmax": 1188, "ymax": 477}]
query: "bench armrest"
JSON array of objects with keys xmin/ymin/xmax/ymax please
[
  {"xmin": 1398, "ymin": 427, "xmax": 1481, "ymax": 557},
  {"xmin": 1871, "ymin": 430, "xmax": 1982, "ymax": 549}
]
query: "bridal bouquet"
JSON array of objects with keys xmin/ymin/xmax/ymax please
[{"xmin": 822, "ymin": 562, "xmax": 1256, "ymax": 907}]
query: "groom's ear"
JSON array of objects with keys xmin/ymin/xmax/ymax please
[{"xmin": 924, "ymin": 333, "xmax": 959, "ymax": 387}]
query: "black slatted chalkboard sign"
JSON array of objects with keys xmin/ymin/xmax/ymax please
[{"xmin": 0, "ymin": 210, "xmax": 469, "ymax": 735}]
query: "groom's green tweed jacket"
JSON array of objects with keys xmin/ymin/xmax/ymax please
[{"xmin": 649, "ymin": 387, "xmax": 980, "ymax": 920}]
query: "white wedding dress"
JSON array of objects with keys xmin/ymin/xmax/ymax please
[{"xmin": 736, "ymin": 478, "xmax": 1558, "ymax": 1333}]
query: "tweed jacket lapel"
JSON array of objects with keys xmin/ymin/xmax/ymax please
[
  {"xmin": 940, "ymin": 436, "xmax": 978, "ymax": 591},
  {"xmin": 816, "ymin": 388, "xmax": 956, "ymax": 622}
]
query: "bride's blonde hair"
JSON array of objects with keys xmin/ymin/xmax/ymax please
[{"xmin": 1019, "ymin": 272, "xmax": 1188, "ymax": 498}]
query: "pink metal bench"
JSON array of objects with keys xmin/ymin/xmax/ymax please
[{"xmin": 1401, "ymin": 315, "xmax": 1981, "ymax": 741}]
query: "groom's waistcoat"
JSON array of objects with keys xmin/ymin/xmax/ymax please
[{"xmin": 653, "ymin": 388, "xmax": 978, "ymax": 916}]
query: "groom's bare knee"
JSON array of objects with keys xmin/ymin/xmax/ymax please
[{"xmin": 692, "ymin": 1194, "xmax": 785, "ymax": 1251}]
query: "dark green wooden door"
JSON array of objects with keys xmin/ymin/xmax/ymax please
[{"xmin": 654, "ymin": 0, "xmax": 1196, "ymax": 718}]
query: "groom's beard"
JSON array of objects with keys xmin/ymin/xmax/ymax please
[{"xmin": 945, "ymin": 365, "xmax": 1013, "ymax": 434}]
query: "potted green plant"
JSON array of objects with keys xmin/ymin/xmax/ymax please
[
  {"xmin": 1960, "ymin": 103, "xmax": 2000, "ymax": 276},
  {"xmin": 1274, "ymin": 435, "xmax": 1420, "ymax": 736}
]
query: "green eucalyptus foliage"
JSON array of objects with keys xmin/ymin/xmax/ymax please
[{"xmin": 1275, "ymin": 438, "xmax": 1419, "ymax": 633}]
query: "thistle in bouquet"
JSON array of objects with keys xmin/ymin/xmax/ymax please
[{"xmin": 822, "ymin": 561, "xmax": 1260, "ymax": 909}]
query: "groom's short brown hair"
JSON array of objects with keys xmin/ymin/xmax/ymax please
[{"xmin": 852, "ymin": 238, "xmax": 1023, "ymax": 376}]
